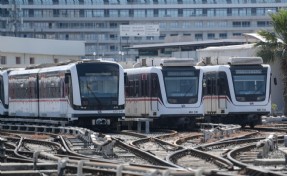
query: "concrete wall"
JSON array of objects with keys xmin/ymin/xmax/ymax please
[{"xmin": 270, "ymin": 59, "xmax": 285, "ymax": 114}]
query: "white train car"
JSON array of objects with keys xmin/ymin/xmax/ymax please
[
  {"xmin": 9, "ymin": 68, "xmax": 40, "ymax": 117},
  {"xmin": 201, "ymin": 57, "xmax": 271, "ymax": 127},
  {"xmin": 0, "ymin": 69, "xmax": 14, "ymax": 116},
  {"xmin": 125, "ymin": 59, "xmax": 204, "ymax": 128},
  {"xmin": 8, "ymin": 60, "xmax": 125, "ymax": 127}
]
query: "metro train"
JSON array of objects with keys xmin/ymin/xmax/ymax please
[
  {"xmin": 0, "ymin": 59, "xmax": 125, "ymax": 128},
  {"xmin": 124, "ymin": 59, "xmax": 204, "ymax": 129},
  {"xmin": 201, "ymin": 57, "xmax": 271, "ymax": 128},
  {"xmin": 124, "ymin": 57, "xmax": 271, "ymax": 128},
  {"xmin": 0, "ymin": 57, "xmax": 271, "ymax": 129}
]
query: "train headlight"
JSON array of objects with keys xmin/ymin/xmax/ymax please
[
  {"xmin": 257, "ymin": 96, "xmax": 265, "ymax": 101},
  {"xmin": 168, "ymin": 98, "xmax": 177, "ymax": 103},
  {"xmin": 82, "ymin": 100, "xmax": 89, "ymax": 106},
  {"xmin": 237, "ymin": 97, "xmax": 245, "ymax": 101},
  {"xmin": 188, "ymin": 98, "xmax": 196, "ymax": 104}
]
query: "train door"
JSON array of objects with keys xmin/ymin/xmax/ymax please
[
  {"xmin": 65, "ymin": 73, "xmax": 73, "ymax": 113},
  {"xmin": 29, "ymin": 74, "xmax": 38, "ymax": 117},
  {"xmin": 203, "ymin": 72, "xmax": 217, "ymax": 114},
  {"xmin": 140, "ymin": 74, "xmax": 149, "ymax": 117},
  {"xmin": 216, "ymin": 72, "xmax": 229, "ymax": 114},
  {"xmin": 60, "ymin": 73, "xmax": 67, "ymax": 115},
  {"xmin": 150, "ymin": 73, "xmax": 160, "ymax": 116},
  {"xmin": 203, "ymin": 72, "xmax": 229, "ymax": 115}
]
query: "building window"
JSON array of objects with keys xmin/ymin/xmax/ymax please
[
  {"xmin": 54, "ymin": 58, "xmax": 59, "ymax": 63},
  {"xmin": 207, "ymin": 33, "xmax": 215, "ymax": 39},
  {"xmin": 52, "ymin": 0, "xmax": 59, "ymax": 4},
  {"xmin": 16, "ymin": 57, "xmax": 21, "ymax": 64},
  {"xmin": 219, "ymin": 33, "xmax": 227, "ymax": 38},
  {"xmin": 233, "ymin": 33, "xmax": 242, "ymax": 36},
  {"xmin": 110, "ymin": 45, "xmax": 116, "ymax": 51},
  {"xmin": 159, "ymin": 35, "xmax": 166, "ymax": 40},
  {"xmin": 242, "ymin": 21, "xmax": 250, "ymax": 27},
  {"xmin": 195, "ymin": 33, "xmax": 203, "ymax": 40},
  {"xmin": 134, "ymin": 36, "xmax": 142, "ymax": 40},
  {"xmin": 30, "ymin": 57, "xmax": 35, "ymax": 64},
  {"xmin": 0, "ymin": 56, "xmax": 6, "ymax": 65},
  {"xmin": 232, "ymin": 21, "xmax": 241, "ymax": 27}
]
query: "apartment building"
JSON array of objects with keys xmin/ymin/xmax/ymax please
[{"xmin": 0, "ymin": 0, "xmax": 286, "ymax": 60}]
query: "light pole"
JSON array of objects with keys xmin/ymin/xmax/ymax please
[
  {"xmin": 93, "ymin": 52, "xmax": 96, "ymax": 60},
  {"xmin": 119, "ymin": 51, "xmax": 124, "ymax": 61}
]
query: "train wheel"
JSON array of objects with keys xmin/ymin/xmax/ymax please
[{"xmin": 241, "ymin": 124, "xmax": 246, "ymax": 128}]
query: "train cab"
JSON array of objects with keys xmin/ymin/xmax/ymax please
[
  {"xmin": 202, "ymin": 57, "xmax": 271, "ymax": 127},
  {"xmin": 125, "ymin": 59, "xmax": 204, "ymax": 129}
]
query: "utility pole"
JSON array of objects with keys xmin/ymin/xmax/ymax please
[{"xmin": 7, "ymin": 0, "xmax": 22, "ymax": 37}]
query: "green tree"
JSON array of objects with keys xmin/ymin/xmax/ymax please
[{"xmin": 256, "ymin": 9, "xmax": 287, "ymax": 114}]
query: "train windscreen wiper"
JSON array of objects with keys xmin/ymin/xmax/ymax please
[
  {"xmin": 86, "ymin": 84, "xmax": 102, "ymax": 109},
  {"xmin": 183, "ymin": 84, "xmax": 193, "ymax": 97}
]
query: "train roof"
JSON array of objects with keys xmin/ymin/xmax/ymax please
[
  {"xmin": 9, "ymin": 59, "xmax": 121, "ymax": 75},
  {"xmin": 125, "ymin": 66, "xmax": 162, "ymax": 74},
  {"xmin": 162, "ymin": 58, "xmax": 196, "ymax": 67},
  {"xmin": 25, "ymin": 59, "xmax": 108, "ymax": 70},
  {"xmin": 201, "ymin": 63, "xmax": 270, "ymax": 72},
  {"xmin": 228, "ymin": 57, "xmax": 263, "ymax": 65}
]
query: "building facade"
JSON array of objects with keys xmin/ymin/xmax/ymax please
[
  {"xmin": 0, "ymin": 36, "xmax": 85, "ymax": 67},
  {"xmin": 0, "ymin": 0, "xmax": 286, "ymax": 60}
]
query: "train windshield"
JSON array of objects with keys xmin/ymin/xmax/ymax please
[
  {"xmin": 77, "ymin": 63, "xmax": 119, "ymax": 109},
  {"xmin": 162, "ymin": 68, "xmax": 199, "ymax": 104},
  {"xmin": 231, "ymin": 68, "xmax": 267, "ymax": 102}
]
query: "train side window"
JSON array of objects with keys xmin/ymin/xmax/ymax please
[
  {"xmin": 151, "ymin": 73, "xmax": 160, "ymax": 97},
  {"xmin": 207, "ymin": 79, "xmax": 212, "ymax": 95},
  {"xmin": 0, "ymin": 76, "xmax": 3, "ymax": 104},
  {"xmin": 134, "ymin": 79, "xmax": 139, "ymax": 97},
  {"xmin": 141, "ymin": 80, "xmax": 145, "ymax": 97},
  {"xmin": 124, "ymin": 72, "xmax": 127, "ymax": 85},
  {"xmin": 65, "ymin": 74, "xmax": 73, "ymax": 104},
  {"xmin": 152, "ymin": 77, "xmax": 157, "ymax": 96},
  {"xmin": 274, "ymin": 77, "xmax": 277, "ymax": 85},
  {"xmin": 125, "ymin": 77, "xmax": 130, "ymax": 97},
  {"xmin": 212, "ymin": 79, "xmax": 217, "ymax": 95},
  {"xmin": 129, "ymin": 80, "xmax": 133, "ymax": 97},
  {"xmin": 217, "ymin": 77, "xmax": 227, "ymax": 95},
  {"xmin": 64, "ymin": 76, "xmax": 69, "ymax": 84}
]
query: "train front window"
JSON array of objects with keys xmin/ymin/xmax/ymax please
[
  {"xmin": 232, "ymin": 68, "xmax": 267, "ymax": 102},
  {"xmin": 163, "ymin": 68, "xmax": 199, "ymax": 104},
  {"xmin": 77, "ymin": 63, "xmax": 119, "ymax": 109}
]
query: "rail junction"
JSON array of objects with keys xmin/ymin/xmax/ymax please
[{"xmin": 0, "ymin": 121, "xmax": 287, "ymax": 176}]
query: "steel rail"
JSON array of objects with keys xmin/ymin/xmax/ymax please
[
  {"xmin": 227, "ymin": 141, "xmax": 286, "ymax": 176},
  {"xmin": 167, "ymin": 148, "xmax": 234, "ymax": 170}
]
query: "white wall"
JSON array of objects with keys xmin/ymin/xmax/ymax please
[
  {"xmin": 0, "ymin": 36, "xmax": 85, "ymax": 67},
  {"xmin": 0, "ymin": 36, "xmax": 85, "ymax": 56},
  {"xmin": 1, "ymin": 52, "xmax": 80, "ymax": 68},
  {"xmin": 270, "ymin": 59, "xmax": 285, "ymax": 113}
]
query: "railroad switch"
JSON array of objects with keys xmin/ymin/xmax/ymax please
[{"xmin": 0, "ymin": 137, "xmax": 7, "ymax": 162}]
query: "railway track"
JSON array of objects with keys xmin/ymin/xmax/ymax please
[
  {"xmin": 227, "ymin": 141, "xmax": 287, "ymax": 176},
  {"xmin": 2, "ymin": 122, "xmax": 287, "ymax": 175}
]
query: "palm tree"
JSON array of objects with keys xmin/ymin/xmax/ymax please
[{"xmin": 256, "ymin": 9, "xmax": 287, "ymax": 114}]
